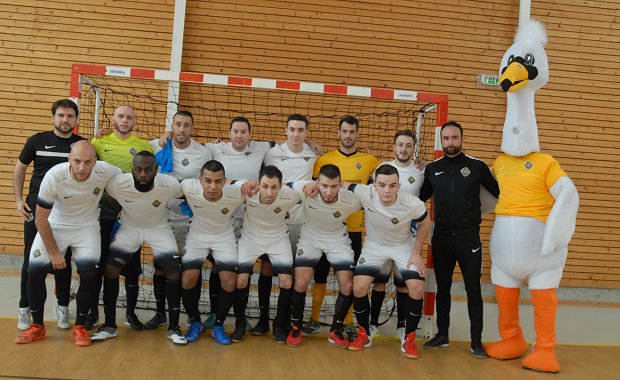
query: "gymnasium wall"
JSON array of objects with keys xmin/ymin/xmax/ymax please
[{"xmin": 1, "ymin": 0, "xmax": 618, "ymax": 288}]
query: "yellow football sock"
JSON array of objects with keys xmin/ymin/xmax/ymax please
[
  {"xmin": 344, "ymin": 306, "xmax": 354, "ymax": 325},
  {"xmin": 310, "ymin": 283, "xmax": 327, "ymax": 322}
]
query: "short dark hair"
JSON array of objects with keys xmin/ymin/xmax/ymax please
[
  {"xmin": 375, "ymin": 164, "xmax": 399, "ymax": 178},
  {"xmin": 230, "ymin": 116, "xmax": 251, "ymax": 132},
  {"xmin": 394, "ymin": 129, "xmax": 416, "ymax": 144},
  {"xmin": 286, "ymin": 114, "xmax": 309, "ymax": 129},
  {"xmin": 440, "ymin": 121, "xmax": 463, "ymax": 137},
  {"xmin": 51, "ymin": 99, "xmax": 79, "ymax": 117},
  {"xmin": 259, "ymin": 165, "xmax": 283, "ymax": 184},
  {"xmin": 201, "ymin": 159, "xmax": 225, "ymax": 176},
  {"xmin": 174, "ymin": 110, "xmax": 193, "ymax": 123},
  {"xmin": 133, "ymin": 150, "xmax": 156, "ymax": 165},
  {"xmin": 318, "ymin": 164, "xmax": 341, "ymax": 180},
  {"xmin": 339, "ymin": 115, "xmax": 359, "ymax": 130}
]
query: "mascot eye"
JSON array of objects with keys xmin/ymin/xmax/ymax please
[
  {"xmin": 524, "ymin": 53, "xmax": 535, "ymax": 66},
  {"xmin": 508, "ymin": 55, "xmax": 515, "ymax": 64}
]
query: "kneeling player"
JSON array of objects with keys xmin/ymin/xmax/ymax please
[{"xmin": 348, "ymin": 164, "xmax": 431, "ymax": 358}]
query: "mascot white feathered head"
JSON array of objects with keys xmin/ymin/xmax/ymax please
[{"xmin": 499, "ymin": 20, "xmax": 549, "ymax": 156}]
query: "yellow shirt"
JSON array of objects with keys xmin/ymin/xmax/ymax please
[
  {"xmin": 493, "ymin": 152, "xmax": 566, "ymax": 223},
  {"xmin": 92, "ymin": 133, "xmax": 153, "ymax": 173},
  {"xmin": 313, "ymin": 149, "xmax": 380, "ymax": 232}
]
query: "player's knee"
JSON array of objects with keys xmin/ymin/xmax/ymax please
[
  {"xmin": 339, "ymin": 281, "xmax": 353, "ymax": 296},
  {"xmin": 279, "ymin": 276, "xmax": 292, "ymax": 289},
  {"xmin": 103, "ymin": 264, "xmax": 121, "ymax": 279},
  {"xmin": 220, "ymin": 273, "xmax": 236, "ymax": 292},
  {"xmin": 408, "ymin": 281, "xmax": 424, "ymax": 299},
  {"xmin": 236, "ymin": 275, "xmax": 249, "ymax": 289}
]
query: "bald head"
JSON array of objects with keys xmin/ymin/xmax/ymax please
[
  {"xmin": 68, "ymin": 140, "xmax": 97, "ymax": 182},
  {"xmin": 113, "ymin": 105, "xmax": 136, "ymax": 137}
]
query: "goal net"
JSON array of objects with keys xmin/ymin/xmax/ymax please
[{"xmin": 70, "ymin": 63, "xmax": 448, "ymax": 328}]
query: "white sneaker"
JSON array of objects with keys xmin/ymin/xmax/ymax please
[
  {"xmin": 368, "ymin": 324, "xmax": 380, "ymax": 339},
  {"xmin": 18, "ymin": 307, "xmax": 32, "ymax": 330},
  {"xmin": 168, "ymin": 328, "xmax": 188, "ymax": 346},
  {"xmin": 396, "ymin": 327, "xmax": 406, "ymax": 344},
  {"xmin": 91, "ymin": 325, "xmax": 118, "ymax": 342},
  {"xmin": 56, "ymin": 304, "xmax": 71, "ymax": 330}
]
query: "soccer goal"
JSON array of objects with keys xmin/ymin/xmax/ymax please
[{"xmin": 69, "ymin": 63, "xmax": 448, "ymax": 336}]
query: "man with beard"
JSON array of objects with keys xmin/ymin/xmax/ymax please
[{"xmin": 419, "ymin": 121, "xmax": 499, "ymax": 358}]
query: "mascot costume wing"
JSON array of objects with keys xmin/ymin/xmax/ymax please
[{"xmin": 484, "ymin": 20, "xmax": 579, "ymax": 373}]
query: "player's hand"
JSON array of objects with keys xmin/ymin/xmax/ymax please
[
  {"xmin": 50, "ymin": 251, "xmax": 67, "ymax": 271},
  {"xmin": 241, "ymin": 179, "xmax": 259, "ymax": 197},
  {"xmin": 303, "ymin": 180, "xmax": 318, "ymax": 198},
  {"xmin": 407, "ymin": 253, "xmax": 425, "ymax": 278},
  {"xmin": 16, "ymin": 199, "xmax": 33, "ymax": 222},
  {"xmin": 95, "ymin": 127, "xmax": 112, "ymax": 139},
  {"xmin": 414, "ymin": 158, "xmax": 427, "ymax": 170},
  {"xmin": 159, "ymin": 130, "xmax": 172, "ymax": 147}
]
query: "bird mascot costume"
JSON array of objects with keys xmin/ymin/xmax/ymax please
[{"xmin": 484, "ymin": 20, "xmax": 579, "ymax": 373}]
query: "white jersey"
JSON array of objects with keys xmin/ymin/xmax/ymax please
[
  {"xmin": 378, "ymin": 159, "xmax": 424, "ymax": 197},
  {"xmin": 241, "ymin": 187, "xmax": 300, "ymax": 240},
  {"xmin": 181, "ymin": 179, "xmax": 245, "ymax": 235},
  {"xmin": 150, "ymin": 139, "xmax": 212, "ymax": 181},
  {"xmin": 37, "ymin": 161, "xmax": 121, "ymax": 226},
  {"xmin": 263, "ymin": 142, "xmax": 317, "ymax": 182},
  {"xmin": 105, "ymin": 173, "xmax": 183, "ymax": 229},
  {"xmin": 292, "ymin": 181, "xmax": 362, "ymax": 240},
  {"xmin": 352, "ymin": 184, "xmax": 427, "ymax": 246},
  {"xmin": 205, "ymin": 140, "xmax": 271, "ymax": 180}
]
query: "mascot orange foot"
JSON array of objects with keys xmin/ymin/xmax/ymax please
[
  {"xmin": 485, "ymin": 286, "xmax": 528, "ymax": 359},
  {"xmin": 521, "ymin": 289, "xmax": 560, "ymax": 373}
]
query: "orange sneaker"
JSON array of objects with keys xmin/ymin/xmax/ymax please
[
  {"xmin": 348, "ymin": 326, "xmax": 371, "ymax": 351},
  {"xmin": 15, "ymin": 324, "xmax": 46, "ymax": 344},
  {"xmin": 73, "ymin": 325, "xmax": 92, "ymax": 347},
  {"xmin": 286, "ymin": 325, "xmax": 303, "ymax": 347},
  {"xmin": 328, "ymin": 329, "xmax": 350, "ymax": 349},
  {"xmin": 402, "ymin": 332, "xmax": 420, "ymax": 359}
]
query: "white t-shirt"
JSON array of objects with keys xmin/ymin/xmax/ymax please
[
  {"xmin": 352, "ymin": 184, "xmax": 427, "ymax": 246},
  {"xmin": 292, "ymin": 181, "xmax": 362, "ymax": 240},
  {"xmin": 181, "ymin": 179, "xmax": 245, "ymax": 236},
  {"xmin": 150, "ymin": 139, "xmax": 212, "ymax": 181},
  {"xmin": 378, "ymin": 160, "xmax": 425, "ymax": 197},
  {"xmin": 105, "ymin": 173, "xmax": 183, "ymax": 229},
  {"xmin": 241, "ymin": 186, "xmax": 300, "ymax": 240},
  {"xmin": 263, "ymin": 142, "xmax": 317, "ymax": 182},
  {"xmin": 205, "ymin": 141, "xmax": 271, "ymax": 181},
  {"xmin": 37, "ymin": 161, "xmax": 121, "ymax": 226}
]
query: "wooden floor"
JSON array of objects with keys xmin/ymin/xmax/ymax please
[{"xmin": 1, "ymin": 318, "xmax": 619, "ymax": 380}]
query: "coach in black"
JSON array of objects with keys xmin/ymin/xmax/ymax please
[{"xmin": 419, "ymin": 121, "xmax": 499, "ymax": 359}]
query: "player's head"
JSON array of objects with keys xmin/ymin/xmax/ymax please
[
  {"xmin": 317, "ymin": 164, "xmax": 341, "ymax": 204},
  {"xmin": 113, "ymin": 105, "xmax": 136, "ymax": 137},
  {"xmin": 440, "ymin": 121, "xmax": 463, "ymax": 157},
  {"xmin": 394, "ymin": 130, "xmax": 416, "ymax": 163},
  {"xmin": 229, "ymin": 116, "xmax": 251, "ymax": 152},
  {"xmin": 172, "ymin": 110, "xmax": 193, "ymax": 147},
  {"xmin": 374, "ymin": 164, "xmax": 401, "ymax": 206},
  {"xmin": 200, "ymin": 160, "xmax": 226, "ymax": 201},
  {"xmin": 285, "ymin": 114, "xmax": 308, "ymax": 149},
  {"xmin": 51, "ymin": 99, "xmax": 79, "ymax": 135},
  {"xmin": 338, "ymin": 115, "xmax": 360, "ymax": 150},
  {"xmin": 258, "ymin": 165, "xmax": 283, "ymax": 205},
  {"xmin": 68, "ymin": 140, "xmax": 97, "ymax": 182},
  {"xmin": 132, "ymin": 151, "xmax": 157, "ymax": 192}
]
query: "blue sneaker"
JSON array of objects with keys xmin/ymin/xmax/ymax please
[
  {"xmin": 185, "ymin": 322, "xmax": 204, "ymax": 343},
  {"xmin": 211, "ymin": 325, "xmax": 232, "ymax": 345}
]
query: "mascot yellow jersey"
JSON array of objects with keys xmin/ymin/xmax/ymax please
[
  {"xmin": 493, "ymin": 152, "xmax": 566, "ymax": 223},
  {"xmin": 313, "ymin": 150, "xmax": 379, "ymax": 232}
]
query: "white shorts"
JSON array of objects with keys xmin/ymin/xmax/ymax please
[
  {"xmin": 28, "ymin": 224, "xmax": 100, "ymax": 274},
  {"xmin": 295, "ymin": 230, "xmax": 354, "ymax": 272},
  {"xmin": 375, "ymin": 260, "xmax": 406, "ymax": 287},
  {"xmin": 356, "ymin": 239, "xmax": 423, "ymax": 282},
  {"xmin": 237, "ymin": 234, "xmax": 293, "ymax": 275},
  {"xmin": 490, "ymin": 216, "xmax": 567, "ymax": 289},
  {"xmin": 183, "ymin": 231, "xmax": 237, "ymax": 272}
]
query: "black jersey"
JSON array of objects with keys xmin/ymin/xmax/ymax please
[
  {"xmin": 18, "ymin": 131, "xmax": 84, "ymax": 203},
  {"xmin": 419, "ymin": 152, "xmax": 499, "ymax": 236}
]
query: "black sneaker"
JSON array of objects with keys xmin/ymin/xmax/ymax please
[
  {"xmin": 252, "ymin": 318, "xmax": 270, "ymax": 336},
  {"xmin": 124, "ymin": 313, "xmax": 144, "ymax": 331},
  {"xmin": 144, "ymin": 312, "xmax": 168, "ymax": 330},
  {"xmin": 273, "ymin": 326, "xmax": 287, "ymax": 344},
  {"xmin": 423, "ymin": 334, "xmax": 450, "ymax": 349},
  {"xmin": 84, "ymin": 312, "xmax": 99, "ymax": 331},
  {"xmin": 231, "ymin": 324, "xmax": 245, "ymax": 343},
  {"xmin": 470, "ymin": 340, "xmax": 487, "ymax": 359}
]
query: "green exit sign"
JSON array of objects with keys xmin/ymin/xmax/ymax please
[{"xmin": 477, "ymin": 74, "xmax": 501, "ymax": 89}]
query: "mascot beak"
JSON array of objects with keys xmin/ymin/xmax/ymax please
[{"xmin": 500, "ymin": 59, "xmax": 535, "ymax": 93}]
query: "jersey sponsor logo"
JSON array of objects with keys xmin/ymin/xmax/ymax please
[
  {"xmin": 124, "ymin": 200, "xmax": 134, "ymax": 203},
  {"xmin": 64, "ymin": 194, "xmax": 74, "ymax": 199},
  {"xmin": 104, "ymin": 148, "xmax": 113, "ymax": 152},
  {"xmin": 296, "ymin": 249, "xmax": 304, "ymax": 256},
  {"xmin": 524, "ymin": 161, "xmax": 533, "ymax": 170},
  {"xmin": 435, "ymin": 171, "xmax": 444, "ymax": 175},
  {"xmin": 221, "ymin": 207, "xmax": 230, "ymax": 214},
  {"xmin": 173, "ymin": 254, "xmax": 180, "ymax": 258},
  {"xmin": 472, "ymin": 247, "xmax": 481, "ymax": 253},
  {"xmin": 44, "ymin": 145, "xmax": 56, "ymax": 149},
  {"xmin": 391, "ymin": 217, "xmax": 400, "ymax": 225},
  {"xmin": 461, "ymin": 167, "xmax": 471, "ymax": 177},
  {"xmin": 33, "ymin": 249, "xmax": 41, "ymax": 258},
  {"xmin": 181, "ymin": 157, "xmax": 189, "ymax": 166},
  {"xmin": 248, "ymin": 203, "xmax": 257, "ymax": 207},
  {"xmin": 308, "ymin": 204, "xmax": 318, "ymax": 209},
  {"xmin": 408, "ymin": 176, "xmax": 415, "ymax": 184},
  {"xmin": 152, "ymin": 200, "xmax": 161, "ymax": 208},
  {"xmin": 245, "ymin": 151, "xmax": 252, "ymax": 156},
  {"xmin": 93, "ymin": 187, "xmax": 101, "ymax": 195},
  {"xmin": 366, "ymin": 207, "xmax": 376, "ymax": 213},
  {"xmin": 356, "ymin": 163, "xmax": 362, "ymax": 169},
  {"xmin": 129, "ymin": 148, "xmax": 138, "ymax": 156},
  {"xmin": 333, "ymin": 211, "xmax": 341, "ymax": 218},
  {"xmin": 273, "ymin": 207, "xmax": 282, "ymax": 214},
  {"xmin": 280, "ymin": 157, "xmax": 288, "ymax": 161}
]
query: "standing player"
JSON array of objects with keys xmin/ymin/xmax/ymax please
[
  {"xmin": 91, "ymin": 152, "xmax": 186, "ymax": 345},
  {"xmin": 15, "ymin": 141, "xmax": 121, "ymax": 346},
  {"xmin": 89, "ymin": 105, "xmax": 153, "ymax": 331},
  {"xmin": 287, "ymin": 164, "xmax": 362, "ymax": 348},
  {"xmin": 305, "ymin": 115, "xmax": 379, "ymax": 335},
  {"xmin": 145, "ymin": 110, "xmax": 212, "ymax": 329},
  {"xmin": 13, "ymin": 99, "xmax": 84, "ymax": 330},
  {"xmin": 180, "ymin": 160, "xmax": 244, "ymax": 345},
  {"xmin": 348, "ymin": 164, "xmax": 431, "ymax": 358},
  {"xmin": 233, "ymin": 166, "xmax": 301, "ymax": 342}
]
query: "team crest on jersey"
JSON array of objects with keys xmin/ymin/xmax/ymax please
[
  {"xmin": 93, "ymin": 187, "xmax": 101, "ymax": 195},
  {"xmin": 152, "ymin": 200, "xmax": 161, "ymax": 208},
  {"xmin": 460, "ymin": 167, "xmax": 471, "ymax": 177},
  {"xmin": 221, "ymin": 208, "xmax": 230, "ymax": 214},
  {"xmin": 391, "ymin": 217, "xmax": 400, "ymax": 225},
  {"xmin": 274, "ymin": 207, "xmax": 282, "ymax": 214},
  {"xmin": 408, "ymin": 176, "xmax": 415, "ymax": 184},
  {"xmin": 129, "ymin": 148, "xmax": 138, "ymax": 156},
  {"xmin": 181, "ymin": 157, "xmax": 189, "ymax": 166},
  {"xmin": 333, "ymin": 211, "xmax": 341, "ymax": 218},
  {"xmin": 297, "ymin": 249, "xmax": 304, "ymax": 256},
  {"xmin": 524, "ymin": 161, "xmax": 533, "ymax": 170},
  {"xmin": 359, "ymin": 257, "xmax": 365, "ymax": 264},
  {"xmin": 356, "ymin": 163, "xmax": 362, "ymax": 169},
  {"xmin": 33, "ymin": 249, "xmax": 41, "ymax": 258}
]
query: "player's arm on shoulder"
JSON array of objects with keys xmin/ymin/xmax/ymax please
[
  {"xmin": 240, "ymin": 178, "xmax": 259, "ymax": 197},
  {"xmin": 158, "ymin": 130, "xmax": 171, "ymax": 148},
  {"xmin": 13, "ymin": 160, "xmax": 32, "ymax": 221}
]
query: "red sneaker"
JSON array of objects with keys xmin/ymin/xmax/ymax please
[
  {"xmin": 348, "ymin": 326, "xmax": 371, "ymax": 351},
  {"xmin": 73, "ymin": 325, "xmax": 92, "ymax": 347},
  {"xmin": 286, "ymin": 325, "xmax": 302, "ymax": 347},
  {"xmin": 328, "ymin": 329, "xmax": 350, "ymax": 349},
  {"xmin": 15, "ymin": 324, "xmax": 46, "ymax": 344},
  {"xmin": 402, "ymin": 332, "xmax": 420, "ymax": 359}
]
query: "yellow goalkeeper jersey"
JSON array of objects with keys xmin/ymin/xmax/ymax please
[{"xmin": 92, "ymin": 133, "xmax": 153, "ymax": 173}]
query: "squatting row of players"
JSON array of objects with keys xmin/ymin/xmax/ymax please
[{"xmin": 13, "ymin": 99, "xmax": 499, "ymax": 359}]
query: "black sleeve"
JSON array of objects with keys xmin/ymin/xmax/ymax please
[
  {"xmin": 18, "ymin": 134, "xmax": 37, "ymax": 165},
  {"xmin": 347, "ymin": 184, "xmax": 357, "ymax": 192},
  {"xmin": 479, "ymin": 161, "xmax": 500, "ymax": 198},
  {"xmin": 418, "ymin": 165, "xmax": 433, "ymax": 202},
  {"xmin": 414, "ymin": 210, "xmax": 428, "ymax": 223}
]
